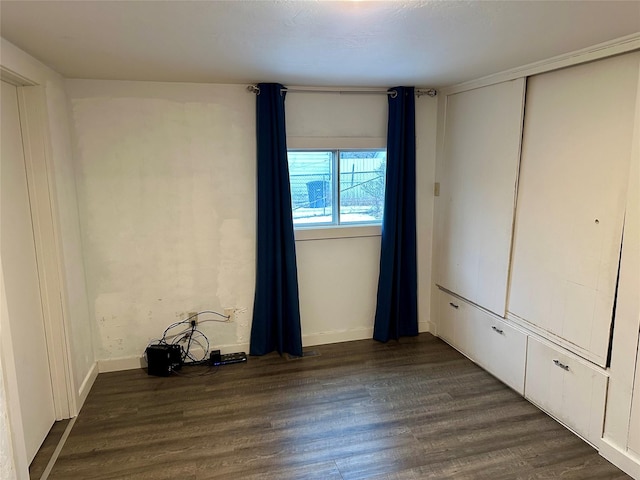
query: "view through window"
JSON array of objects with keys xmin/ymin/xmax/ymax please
[{"xmin": 288, "ymin": 149, "xmax": 386, "ymax": 226}]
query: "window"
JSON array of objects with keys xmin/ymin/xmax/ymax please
[{"xmin": 288, "ymin": 149, "xmax": 386, "ymax": 227}]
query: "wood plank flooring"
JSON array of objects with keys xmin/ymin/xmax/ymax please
[
  {"xmin": 29, "ymin": 419, "xmax": 70, "ymax": 480},
  {"xmin": 48, "ymin": 333, "xmax": 630, "ymax": 479}
]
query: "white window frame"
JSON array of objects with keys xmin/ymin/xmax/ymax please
[{"xmin": 287, "ymin": 137, "xmax": 386, "ymax": 241}]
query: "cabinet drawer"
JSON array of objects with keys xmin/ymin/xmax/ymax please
[
  {"xmin": 438, "ymin": 289, "xmax": 526, "ymax": 393},
  {"xmin": 471, "ymin": 310, "xmax": 527, "ymax": 395},
  {"xmin": 438, "ymin": 289, "xmax": 459, "ymax": 346},
  {"xmin": 437, "ymin": 290, "xmax": 475, "ymax": 358},
  {"xmin": 525, "ymin": 336, "xmax": 608, "ymax": 444}
]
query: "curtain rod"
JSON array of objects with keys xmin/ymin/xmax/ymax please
[{"xmin": 246, "ymin": 85, "xmax": 437, "ymax": 98}]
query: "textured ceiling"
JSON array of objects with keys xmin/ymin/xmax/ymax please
[{"xmin": 1, "ymin": 1, "xmax": 639, "ymax": 88}]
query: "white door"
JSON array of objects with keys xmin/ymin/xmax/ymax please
[
  {"xmin": 437, "ymin": 78, "xmax": 525, "ymax": 316},
  {"xmin": 1, "ymin": 80, "xmax": 56, "ymax": 463},
  {"xmin": 508, "ymin": 52, "xmax": 640, "ymax": 367}
]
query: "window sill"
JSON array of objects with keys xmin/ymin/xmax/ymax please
[{"xmin": 294, "ymin": 225, "xmax": 382, "ymax": 241}]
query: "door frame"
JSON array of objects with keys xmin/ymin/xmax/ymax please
[
  {"xmin": 1, "ymin": 69, "xmax": 77, "ymax": 466},
  {"xmin": 15, "ymin": 83, "xmax": 76, "ymax": 419}
]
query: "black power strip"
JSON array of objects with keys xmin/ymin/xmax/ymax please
[{"xmin": 209, "ymin": 350, "xmax": 247, "ymax": 366}]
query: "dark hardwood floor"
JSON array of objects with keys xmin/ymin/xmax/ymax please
[
  {"xmin": 29, "ymin": 419, "xmax": 70, "ymax": 480},
  {"xmin": 47, "ymin": 333, "xmax": 629, "ymax": 479}
]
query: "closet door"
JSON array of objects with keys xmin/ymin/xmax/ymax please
[
  {"xmin": 509, "ymin": 52, "xmax": 640, "ymax": 366},
  {"xmin": 1, "ymin": 81, "xmax": 56, "ymax": 462},
  {"xmin": 437, "ymin": 78, "xmax": 525, "ymax": 316}
]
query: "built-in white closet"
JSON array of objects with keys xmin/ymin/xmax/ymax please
[{"xmin": 434, "ymin": 48, "xmax": 640, "ymax": 479}]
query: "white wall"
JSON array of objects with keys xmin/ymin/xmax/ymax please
[
  {"xmin": 66, "ymin": 82, "xmax": 439, "ymax": 366},
  {"xmin": 287, "ymin": 92, "xmax": 385, "ymax": 344},
  {"xmin": 48, "ymin": 83, "xmax": 96, "ymax": 394},
  {"xmin": 66, "ymin": 80, "xmax": 257, "ymax": 365},
  {"xmin": 287, "ymin": 90, "xmax": 437, "ymax": 343}
]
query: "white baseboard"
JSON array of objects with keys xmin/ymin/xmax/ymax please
[
  {"xmin": 302, "ymin": 328, "xmax": 372, "ymax": 347},
  {"xmin": 98, "ymin": 356, "xmax": 145, "ymax": 373},
  {"xmin": 419, "ymin": 321, "xmax": 435, "ymax": 334},
  {"xmin": 599, "ymin": 437, "xmax": 640, "ymax": 480},
  {"xmin": 303, "ymin": 323, "xmax": 433, "ymax": 346},
  {"xmin": 97, "ymin": 343, "xmax": 251, "ymax": 373},
  {"xmin": 76, "ymin": 362, "xmax": 98, "ymax": 412},
  {"xmin": 97, "ymin": 326, "xmax": 436, "ymax": 373}
]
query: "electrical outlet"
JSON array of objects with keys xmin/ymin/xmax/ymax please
[
  {"xmin": 188, "ymin": 312, "xmax": 198, "ymax": 325},
  {"xmin": 223, "ymin": 307, "xmax": 234, "ymax": 322}
]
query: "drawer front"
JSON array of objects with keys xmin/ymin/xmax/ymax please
[
  {"xmin": 525, "ymin": 336, "xmax": 608, "ymax": 444},
  {"xmin": 438, "ymin": 290, "xmax": 459, "ymax": 345},
  {"xmin": 437, "ymin": 290, "xmax": 474, "ymax": 358},
  {"xmin": 472, "ymin": 310, "xmax": 527, "ymax": 395}
]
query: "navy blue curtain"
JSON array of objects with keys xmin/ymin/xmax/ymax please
[
  {"xmin": 250, "ymin": 83, "xmax": 303, "ymax": 357},
  {"xmin": 373, "ymin": 86, "xmax": 419, "ymax": 342}
]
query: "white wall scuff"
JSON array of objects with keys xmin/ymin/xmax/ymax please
[{"xmin": 67, "ymin": 81, "xmax": 256, "ymax": 365}]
